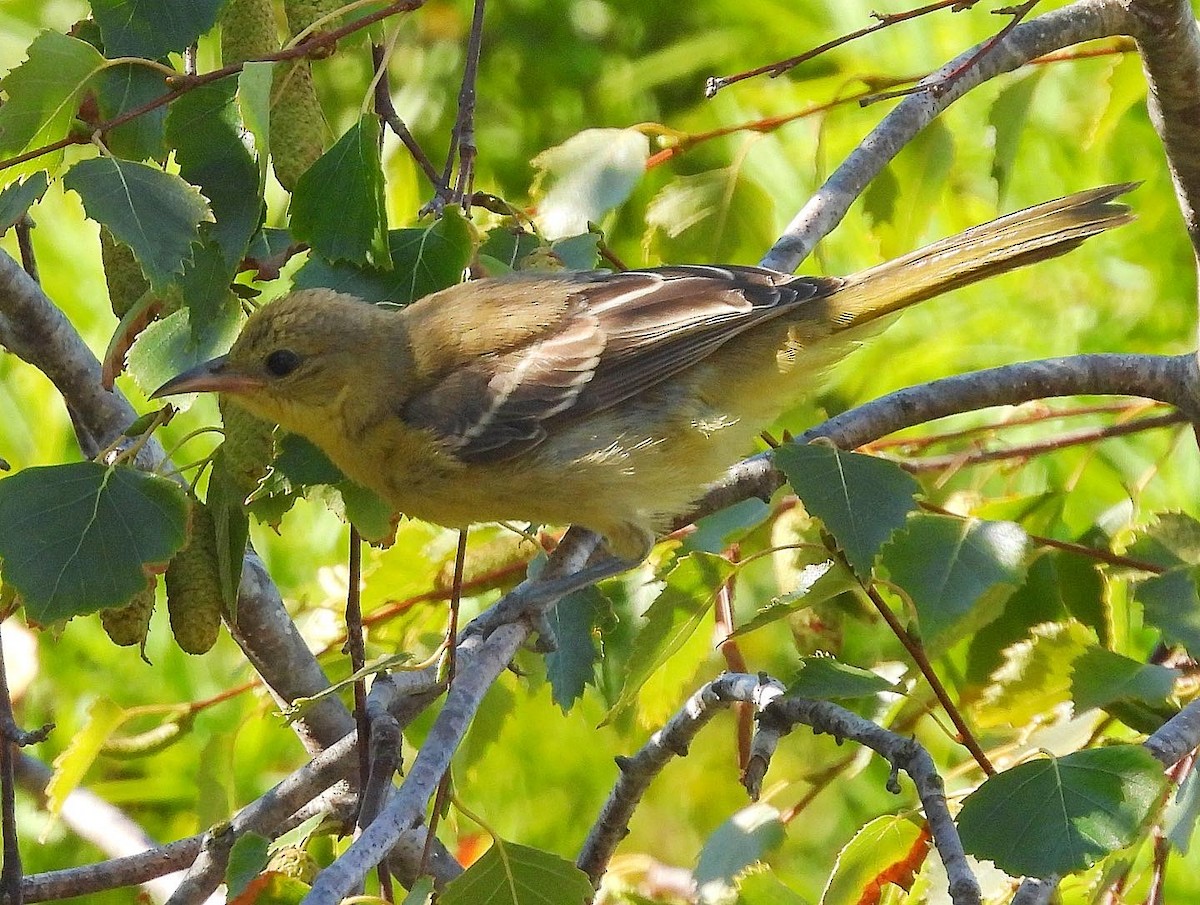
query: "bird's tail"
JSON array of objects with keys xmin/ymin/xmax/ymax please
[{"xmin": 827, "ymin": 182, "xmax": 1137, "ymax": 330}]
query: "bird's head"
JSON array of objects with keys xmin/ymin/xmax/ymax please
[{"xmin": 152, "ymin": 289, "xmax": 402, "ymax": 432}]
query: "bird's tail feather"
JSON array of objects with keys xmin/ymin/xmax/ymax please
[{"xmin": 827, "ymin": 182, "xmax": 1137, "ymax": 330}]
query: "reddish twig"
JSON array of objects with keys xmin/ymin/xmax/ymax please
[
  {"xmin": 861, "ymin": 0, "xmax": 1041, "ymax": 105},
  {"xmin": 706, "ymin": 0, "xmax": 982, "ymax": 97},
  {"xmin": 865, "ymin": 584, "xmax": 995, "ymax": 775},
  {"xmin": 0, "ymin": 0, "xmax": 427, "ymax": 175}
]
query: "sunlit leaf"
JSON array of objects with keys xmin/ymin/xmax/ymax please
[
  {"xmin": 440, "ymin": 841, "xmax": 591, "ymax": 905},
  {"xmin": 959, "ymin": 746, "xmax": 1167, "ymax": 876},
  {"xmin": 64, "ymin": 157, "xmax": 213, "ymax": 288},
  {"xmin": 0, "ymin": 463, "xmax": 188, "ymax": 624}
]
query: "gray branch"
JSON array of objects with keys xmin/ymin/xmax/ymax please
[
  {"xmin": 760, "ymin": 0, "xmax": 1133, "ymax": 271},
  {"xmin": 576, "ymin": 673, "xmax": 787, "ymax": 886},
  {"xmin": 755, "ymin": 696, "xmax": 980, "ymax": 905}
]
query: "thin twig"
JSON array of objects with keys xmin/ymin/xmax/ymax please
[
  {"xmin": 433, "ymin": 0, "xmax": 486, "ymax": 212},
  {"xmin": 345, "ymin": 528, "xmax": 370, "ymax": 801},
  {"xmin": 888, "ymin": 411, "xmax": 1188, "ymax": 471},
  {"xmin": 0, "ymin": 632, "xmax": 22, "ymax": 905},
  {"xmin": 864, "ymin": 585, "xmax": 995, "ymax": 775},
  {"xmin": 706, "ymin": 0, "xmax": 982, "ymax": 96},
  {"xmin": 861, "ymin": 0, "xmax": 1041, "ymax": 104},
  {"xmin": 0, "ymin": 0, "xmax": 428, "ymax": 175},
  {"xmin": 713, "ymin": 547, "xmax": 753, "ymax": 771},
  {"xmin": 371, "ymin": 44, "xmax": 441, "ymax": 185}
]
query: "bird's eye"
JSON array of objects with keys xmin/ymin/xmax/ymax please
[{"xmin": 265, "ymin": 349, "xmax": 302, "ymax": 377}]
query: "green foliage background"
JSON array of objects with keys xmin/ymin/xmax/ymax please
[{"xmin": 1, "ymin": 0, "xmax": 1199, "ymax": 902}]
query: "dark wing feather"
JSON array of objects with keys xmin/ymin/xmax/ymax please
[{"xmin": 402, "ymin": 266, "xmax": 842, "ymax": 462}]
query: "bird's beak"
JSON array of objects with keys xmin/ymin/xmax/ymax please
[{"xmin": 150, "ymin": 356, "xmax": 266, "ymax": 398}]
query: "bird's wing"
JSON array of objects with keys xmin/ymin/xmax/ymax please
[{"xmin": 401, "ymin": 266, "xmax": 842, "ymax": 462}]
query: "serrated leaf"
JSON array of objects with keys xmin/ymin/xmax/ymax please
[
  {"xmin": 883, "ymin": 514, "xmax": 1027, "ymax": 654},
  {"xmin": 94, "ymin": 62, "xmax": 168, "ymax": 161},
  {"xmin": 293, "ymin": 209, "xmax": 475, "ymax": 304},
  {"xmin": 736, "ymin": 866, "xmax": 807, "ymax": 905},
  {"xmin": 226, "ymin": 832, "xmax": 271, "ymax": 898},
  {"xmin": 272, "ymin": 434, "xmax": 345, "ymax": 487},
  {"xmin": 165, "ymin": 75, "xmax": 262, "ymax": 275},
  {"xmin": 63, "ymin": 157, "xmax": 213, "ymax": 289},
  {"xmin": 684, "ymin": 497, "xmax": 771, "ymax": 555},
  {"xmin": 0, "ymin": 171, "xmax": 49, "ymax": 234},
  {"xmin": 238, "ymin": 62, "xmax": 274, "ymax": 186},
  {"xmin": 127, "ymin": 302, "xmax": 241, "ymax": 399},
  {"xmin": 732, "ymin": 557, "xmax": 858, "ymax": 638},
  {"xmin": 402, "ymin": 876, "xmax": 435, "ymax": 905},
  {"xmin": 0, "ymin": 463, "xmax": 188, "ymax": 623},
  {"xmin": 478, "ymin": 226, "xmax": 541, "ymax": 272},
  {"xmin": 545, "ymin": 585, "xmax": 607, "ymax": 712},
  {"xmin": 335, "ymin": 482, "xmax": 396, "ymax": 546},
  {"xmin": 822, "ymin": 814, "xmax": 925, "ymax": 905},
  {"xmin": 788, "ymin": 657, "xmax": 900, "ymax": 700},
  {"xmin": 440, "ymin": 841, "xmax": 592, "ymax": 905},
  {"xmin": 958, "ymin": 746, "xmax": 1167, "ymax": 877},
  {"xmin": 207, "ymin": 450, "xmax": 250, "ymax": 610},
  {"xmin": 0, "ymin": 32, "xmax": 106, "ymax": 182},
  {"xmin": 91, "ymin": 0, "xmax": 225, "ymax": 59},
  {"xmin": 1134, "ymin": 566, "xmax": 1200, "ymax": 656},
  {"xmin": 290, "ymin": 115, "xmax": 389, "ymax": 267},
  {"xmin": 604, "ymin": 552, "xmax": 733, "ymax": 723},
  {"xmin": 989, "ymin": 72, "xmax": 1042, "ymax": 199},
  {"xmin": 532, "ymin": 128, "xmax": 649, "ymax": 239},
  {"xmin": 975, "ymin": 621, "xmax": 1094, "ymax": 729},
  {"xmin": 862, "ymin": 165, "xmax": 901, "ymax": 231},
  {"xmin": 1071, "ymin": 646, "xmax": 1177, "ymax": 712},
  {"xmin": 550, "ymin": 232, "xmax": 602, "ymax": 270},
  {"xmin": 696, "ymin": 803, "xmax": 785, "ymax": 905},
  {"xmin": 1124, "ymin": 512, "xmax": 1200, "ymax": 571},
  {"xmin": 1166, "ymin": 767, "xmax": 1200, "ymax": 854},
  {"xmin": 46, "ymin": 698, "xmax": 126, "ymax": 819},
  {"xmin": 775, "ymin": 444, "xmax": 919, "ymax": 580}
]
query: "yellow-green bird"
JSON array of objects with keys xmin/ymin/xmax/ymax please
[{"xmin": 154, "ymin": 185, "xmax": 1133, "ymax": 560}]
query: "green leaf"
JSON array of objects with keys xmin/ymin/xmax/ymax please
[
  {"xmin": 46, "ymin": 698, "xmax": 126, "ymax": 818},
  {"xmin": 733, "ymin": 556, "xmax": 858, "ymax": 638},
  {"xmin": 272, "ymin": 434, "xmax": 345, "ymax": 487},
  {"xmin": 478, "ymin": 226, "xmax": 541, "ymax": 272},
  {"xmin": 0, "ymin": 171, "xmax": 49, "ymax": 234},
  {"xmin": 440, "ymin": 841, "xmax": 592, "ymax": 905},
  {"xmin": 293, "ymin": 209, "xmax": 475, "ymax": 305},
  {"xmin": 335, "ymin": 482, "xmax": 396, "ymax": 546},
  {"xmin": 604, "ymin": 552, "xmax": 733, "ymax": 723},
  {"xmin": 682, "ymin": 498, "xmax": 771, "ymax": 555},
  {"xmin": 787, "ymin": 657, "xmax": 900, "ymax": 700},
  {"xmin": 696, "ymin": 803, "xmax": 785, "ymax": 905},
  {"xmin": 226, "ymin": 832, "xmax": 271, "ymax": 897},
  {"xmin": 238, "ymin": 62, "xmax": 274, "ymax": 186},
  {"xmin": 165, "ymin": 75, "xmax": 262, "ymax": 274},
  {"xmin": 402, "ymin": 876, "xmax": 435, "ymax": 905},
  {"xmin": 1071, "ymin": 646, "xmax": 1177, "ymax": 712},
  {"xmin": 550, "ymin": 232, "xmax": 602, "ymax": 270},
  {"xmin": 94, "ymin": 62, "xmax": 168, "ymax": 161},
  {"xmin": 1125, "ymin": 512, "xmax": 1200, "ymax": 571},
  {"xmin": 63, "ymin": 157, "xmax": 213, "ymax": 289},
  {"xmin": 775, "ymin": 444, "xmax": 919, "ymax": 580},
  {"xmin": 207, "ymin": 450, "xmax": 250, "ymax": 610},
  {"xmin": 975, "ymin": 621, "xmax": 1094, "ymax": 729},
  {"xmin": 989, "ymin": 72, "xmax": 1042, "ymax": 200},
  {"xmin": 965, "ymin": 551, "xmax": 1069, "ymax": 686},
  {"xmin": 883, "ymin": 514, "xmax": 1027, "ymax": 654},
  {"xmin": 1134, "ymin": 566, "xmax": 1200, "ymax": 656},
  {"xmin": 644, "ymin": 167, "xmax": 775, "ymax": 264},
  {"xmin": 735, "ymin": 866, "xmax": 807, "ymax": 905},
  {"xmin": 532, "ymin": 128, "xmax": 649, "ymax": 238},
  {"xmin": 290, "ymin": 115, "xmax": 390, "ymax": 267},
  {"xmin": 958, "ymin": 746, "xmax": 1167, "ymax": 877},
  {"xmin": 0, "ymin": 463, "xmax": 188, "ymax": 624},
  {"xmin": 0, "ymin": 32, "xmax": 106, "ymax": 182},
  {"xmin": 545, "ymin": 585, "xmax": 607, "ymax": 712},
  {"xmin": 127, "ymin": 302, "xmax": 241, "ymax": 399},
  {"xmin": 821, "ymin": 814, "xmax": 924, "ymax": 905},
  {"xmin": 91, "ymin": 0, "xmax": 225, "ymax": 59},
  {"xmin": 861, "ymin": 165, "xmax": 901, "ymax": 231}
]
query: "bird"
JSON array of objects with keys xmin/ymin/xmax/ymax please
[{"xmin": 154, "ymin": 184, "xmax": 1134, "ymax": 561}]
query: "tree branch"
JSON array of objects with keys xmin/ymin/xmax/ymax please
[
  {"xmin": 759, "ymin": 0, "xmax": 1133, "ymax": 272},
  {"xmin": 1123, "ymin": 0, "xmax": 1200, "ymax": 261}
]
